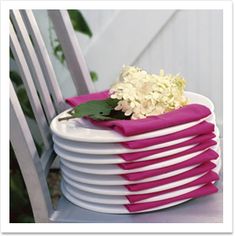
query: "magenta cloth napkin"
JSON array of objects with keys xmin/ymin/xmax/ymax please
[
  {"xmin": 124, "ymin": 161, "xmax": 217, "ymax": 191},
  {"xmin": 125, "ymin": 183, "xmax": 218, "ymax": 212},
  {"xmin": 66, "ymin": 91, "xmax": 212, "ymax": 136},
  {"xmin": 119, "ymin": 134, "xmax": 216, "ymax": 161},
  {"xmin": 122, "ymin": 157, "xmax": 216, "ymax": 181},
  {"xmin": 66, "ymin": 90, "xmax": 109, "ymax": 106},
  {"xmin": 119, "ymin": 141, "xmax": 217, "ymax": 169},
  {"xmin": 126, "ymin": 171, "xmax": 219, "ymax": 203},
  {"xmin": 119, "ymin": 148, "xmax": 218, "ymax": 170},
  {"xmin": 121, "ymin": 121, "xmax": 214, "ymax": 149}
]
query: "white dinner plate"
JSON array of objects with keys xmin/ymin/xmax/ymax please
[
  {"xmin": 61, "ymin": 163, "xmax": 198, "ymax": 185},
  {"xmin": 54, "ymin": 143, "xmax": 198, "ymax": 164},
  {"xmin": 61, "ymin": 180, "xmax": 204, "ymax": 205},
  {"xmin": 61, "ymin": 157, "xmax": 220, "ymax": 196},
  {"xmin": 60, "ymin": 159, "xmax": 221, "ymax": 214},
  {"xmin": 60, "ymin": 144, "xmax": 219, "ymax": 175},
  {"xmin": 61, "ymin": 182, "xmax": 190, "ymax": 214},
  {"xmin": 62, "ymin": 171, "xmax": 207, "ymax": 196},
  {"xmin": 61, "ymin": 158, "xmax": 221, "ymax": 205},
  {"xmin": 59, "ymin": 145, "xmax": 220, "ymax": 184},
  {"xmin": 52, "ymin": 134, "xmax": 194, "ymax": 154},
  {"xmin": 54, "ymin": 144, "xmax": 216, "ymax": 165},
  {"xmin": 50, "ymin": 92, "xmax": 215, "ymax": 143},
  {"xmin": 53, "ymin": 124, "xmax": 218, "ymax": 155}
]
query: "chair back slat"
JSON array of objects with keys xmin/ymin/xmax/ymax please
[
  {"xmin": 10, "ymin": 81, "xmax": 53, "ymax": 223},
  {"xmin": 40, "ymin": 148, "xmax": 55, "ymax": 176},
  {"xmin": 20, "ymin": 10, "xmax": 68, "ymax": 113},
  {"xmin": 10, "ymin": 10, "xmax": 56, "ymax": 122},
  {"xmin": 48, "ymin": 10, "xmax": 95, "ymax": 95},
  {"xmin": 10, "ymin": 21, "xmax": 51, "ymax": 149}
]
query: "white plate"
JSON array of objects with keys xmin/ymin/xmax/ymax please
[
  {"xmin": 54, "ymin": 141, "xmax": 218, "ymax": 164},
  {"xmin": 61, "ymin": 157, "xmax": 220, "ymax": 196},
  {"xmin": 62, "ymin": 171, "xmax": 207, "ymax": 196},
  {"xmin": 61, "ymin": 158, "xmax": 221, "ymax": 205},
  {"xmin": 53, "ymin": 134, "xmax": 194, "ymax": 154},
  {"xmin": 61, "ymin": 163, "xmax": 198, "ymax": 185},
  {"xmin": 61, "ymin": 180, "xmax": 205, "ymax": 205},
  {"xmin": 60, "ymin": 159, "xmax": 221, "ymax": 214},
  {"xmin": 54, "ymin": 143, "xmax": 198, "ymax": 164},
  {"xmin": 61, "ymin": 182, "xmax": 190, "ymax": 214},
  {"xmin": 50, "ymin": 91, "xmax": 215, "ymax": 143},
  {"xmin": 59, "ymin": 145, "xmax": 220, "ymax": 184},
  {"xmin": 53, "ymin": 124, "xmax": 218, "ymax": 155},
  {"xmin": 60, "ymin": 144, "xmax": 219, "ymax": 175}
]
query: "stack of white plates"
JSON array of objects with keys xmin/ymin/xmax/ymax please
[{"xmin": 50, "ymin": 92, "xmax": 221, "ymax": 214}]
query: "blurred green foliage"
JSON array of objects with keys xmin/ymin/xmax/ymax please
[
  {"xmin": 10, "ymin": 10, "xmax": 94, "ymax": 223},
  {"xmin": 10, "ymin": 144, "xmax": 34, "ymax": 223},
  {"xmin": 68, "ymin": 10, "xmax": 92, "ymax": 37}
]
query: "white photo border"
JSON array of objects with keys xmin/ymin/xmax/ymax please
[{"xmin": 0, "ymin": 0, "xmax": 233, "ymax": 234}]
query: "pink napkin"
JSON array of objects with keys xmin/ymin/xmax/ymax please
[
  {"xmin": 125, "ymin": 183, "xmax": 218, "ymax": 212},
  {"xmin": 66, "ymin": 91, "xmax": 212, "ymax": 136},
  {"xmin": 121, "ymin": 121, "xmax": 214, "ymax": 149},
  {"xmin": 66, "ymin": 90, "xmax": 109, "ymax": 106},
  {"xmin": 122, "ymin": 157, "xmax": 216, "ymax": 181},
  {"xmin": 119, "ymin": 148, "xmax": 218, "ymax": 170},
  {"xmin": 124, "ymin": 161, "xmax": 217, "ymax": 191},
  {"xmin": 126, "ymin": 171, "xmax": 219, "ymax": 203},
  {"xmin": 119, "ymin": 134, "xmax": 216, "ymax": 161}
]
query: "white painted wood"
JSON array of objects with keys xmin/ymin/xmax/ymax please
[
  {"xmin": 40, "ymin": 148, "xmax": 56, "ymax": 176},
  {"xmin": 84, "ymin": 10, "xmax": 177, "ymax": 91},
  {"xmin": 10, "ymin": 10, "xmax": 56, "ymax": 123},
  {"xmin": 33, "ymin": 10, "xmax": 77, "ymax": 99},
  {"xmin": 134, "ymin": 10, "xmax": 223, "ymax": 132},
  {"xmin": 48, "ymin": 10, "xmax": 95, "ymax": 95},
  {"xmin": 10, "ymin": 21, "xmax": 51, "ymax": 149},
  {"xmin": 10, "ymin": 81, "xmax": 53, "ymax": 223},
  {"xmin": 76, "ymin": 10, "xmax": 116, "ymax": 52},
  {"xmin": 21, "ymin": 10, "xmax": 68, "ymax": 113}
]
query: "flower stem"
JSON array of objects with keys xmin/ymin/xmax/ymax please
[{"xmin": 58, "ymin": 116, "xmax": 75, "ymax": 122}]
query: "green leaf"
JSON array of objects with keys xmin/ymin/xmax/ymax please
[
  {"xmin": 90, "ymin": 71, "xmax": 98, "ymax": 82},
  {"xmin": 10, "ymin": 70, "xmax": 23, "ymax": 86},
  {"xmin": 10, "ymin": 48, "xmax": 14, "ymax": 60},
  {"xmin": 68, "ymin": 10, "xmax": 92, "ymax": 37},
  {"xmin": 59, "ymin": 98, "xmax": 130, "ymax": 121},
  {"xmin": 72, "ymin": 98, "xmax": 116, "ymax": 118},
  {"xmin": 53, "ymin": 43, "xmax": 65, "ymax": 64},
  {"xmin": 16, "ymin": 87, "xmax": 35, "ymax": 119}
]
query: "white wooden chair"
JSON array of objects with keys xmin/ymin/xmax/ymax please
[
  {"xmin": 10, "ymin": 9, "xmax": 223, "ymax": 223},
  {"xmin": 10, "ymin": 9, "xmax": 96, "ymax": 222}
]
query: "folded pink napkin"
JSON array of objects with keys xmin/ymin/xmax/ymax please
[
  {"xmin": 125, "ymin": 183, "xmax": 218, "ymax": 212},
  {"xmin": 119, "ymin": 134, "xmax": 216, "ymax": 161},
  {"xmin": 66, "ymin": 91, "xmax": 212, "ymax": 136},
  {"xmin": 66, "ymin": 90, "xmax": 109, "ymax": 106},
  {"xmin": 119, "ymin": 148, "xmax": 218, "ymax": 170},
  {"xmin": 122, "ymin": 158, "xmax": 216, "ymax": 181},
  {"xmin": 125, "ymin": 161, "xmax": 217, "ymax": 191},
  {"xmin": 125, "ymin": 160, "xmax": 215, "ymax": 191},
  {"xmin": 121, "ymin": 121, "xmax": 214, "ymax": 149},
  {"xmin": 126, "ymin": 171, "xmax": 219, "ymax": 203}
]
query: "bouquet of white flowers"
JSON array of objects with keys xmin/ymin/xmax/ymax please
[{"xmin": 110, "ymin": 66, "xmax": 188, "ymax": 119}]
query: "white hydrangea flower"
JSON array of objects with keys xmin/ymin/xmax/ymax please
[{"xmin": 109, "ymin": 66, "xmax": 188, "ymax": 120}]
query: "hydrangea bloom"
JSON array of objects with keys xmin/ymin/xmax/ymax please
[{"xmin": 109, "ymin": 66, "xmax": 188, "ymax": 119}]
